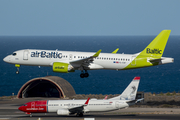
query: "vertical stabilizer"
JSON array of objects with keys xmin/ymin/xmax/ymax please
[
  {"xmin": 109, "ymin": 77, "xmax": 140, "ymax": 100},
  {"xmin": 139, "ymin": 30, "xmax": 171, "ymax": 58}
]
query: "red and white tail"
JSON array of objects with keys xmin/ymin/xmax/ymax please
[{"xmin": 109, "ymin": 77, "xmax": 140, "ymax": 100}]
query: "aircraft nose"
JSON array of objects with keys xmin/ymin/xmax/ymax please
[
  {"xmin": 18, "ymin": 106, "xmax": 24, "ymax": 111},
  {"xmin": 3, "ymin": 56, "xmax": 10, "ymax": 63},
  {"xmin": 3, "ymin": 56, "xmax": 8, "ymax": 62}
]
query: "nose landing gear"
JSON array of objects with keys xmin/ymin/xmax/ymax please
[
  {"xmin": 15, "ymin": 64, "xmax": 20, "ymax": 74},
  {"xmin": 16, "ymin": 68, "xmax": 19, "ymax": 74}
]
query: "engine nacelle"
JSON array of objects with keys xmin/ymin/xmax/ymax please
[
  {"xmin": 53, "ymin": 62, "xmax": 74, "ymax": 73},
  {"xmin": 57, "ymin": 109, "xmax": 70, "ymax": 115}
]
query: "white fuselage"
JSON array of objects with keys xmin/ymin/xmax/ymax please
[
  {"xmin": 4, "ymin": 49, "xmax": 133, "ymax": 70},
  {"xmin": 48, "ymin": 99, "xmax": 129, "ymax": 113}
]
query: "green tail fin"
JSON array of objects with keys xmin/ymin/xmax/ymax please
[{"xmin": 139, "ymin": 30, "xmax": 171, "ymax": 58}]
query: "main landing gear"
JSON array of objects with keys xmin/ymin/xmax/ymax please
[
  {"xmin": 80, "ymin": 70, "xmax": 89, "ymax": 78},
  {"xmin": 76, "ymin": 112, "xmax": 83, "ymax": 117}
]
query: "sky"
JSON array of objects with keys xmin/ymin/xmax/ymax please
[{"xmin": 0, "ymin": 0, "xmax": 180, "ymax": 36}]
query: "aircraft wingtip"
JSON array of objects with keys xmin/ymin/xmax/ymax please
[{"xmin": 133, "ymin": 76, "xmax": 140, "ymax": 80}]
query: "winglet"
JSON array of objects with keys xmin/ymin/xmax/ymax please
[
  {"xmin": 85, "ymin": 98, "xmax": 90, "ymax": 105},
  {"xmin": 112, "ymin": 48, "xmax": 119, "ymax": 54},
  {"xmin": 133, "ymin": 76, "xmax": 140, "ymax": 80},
  {"xmin": 93, "ymin": 49, "xmax": 101, "ymax": 57},
  {"xmin": 104, "ymin": 95, "xmax": 108, "ymax": 100}
]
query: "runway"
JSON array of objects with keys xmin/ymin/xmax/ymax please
[
  {"xmin": 1, "ymin": 110, "xmax": 180, "ymax": 120},
  {"xmin": 1, "ymin": 98, "xmax": 180, "ymax": 120}
]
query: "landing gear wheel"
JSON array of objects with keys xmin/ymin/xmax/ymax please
[
  {"xmin": 76, "ymin": 113, "xmax": 83, "ymax": 117},
  {"xmin": 84, "ymin": 73, "xmax": 89, "ymax": 78},
  {"xmin": 80, "ymin": 70, "xmax": 89, "ymax": 78},
  {"xmin": 80, "ymin": 73, "xmax": 84, "ymax": 78},
  {"xmin": 16, "ymin": 67, "xmax": 19, "ymax": 74}
]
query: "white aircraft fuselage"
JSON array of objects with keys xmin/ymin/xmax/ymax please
[
  {"xmin": 19, "ymin": 99, "xmax": 129, "ymax": 114},
  {"xmin": 4, "ymin": 49, "xmax": 133, "ymax": 70}
]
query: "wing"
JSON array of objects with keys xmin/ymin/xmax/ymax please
[
  {"xmin": 68, "ymin": 98, "xmax": 90, "ymax": 114},
  {"xmin": 70, "ymin": 49, "xmax": 101, "ymax": 68}
]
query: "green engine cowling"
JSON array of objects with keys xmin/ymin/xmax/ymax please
[{"xmin": 53, "ymin": 62, "xmax": 74, "ymax": 73}]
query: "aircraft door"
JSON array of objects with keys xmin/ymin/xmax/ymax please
[
  {"xmin": 69, "ymin": 54, "xmax": 72, "ymax": 60},
  {"xmin": 23, "ymin": 50, "xmax": 29, "ymax": 60},
  {"xmin": 115, "ymin": 101, "xmax": 119, "ymax": 109},
  {"xmin": 131, "ymin": 56, "xmax": 136, "ymax": 66}
]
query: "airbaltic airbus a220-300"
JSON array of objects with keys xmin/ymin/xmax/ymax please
[
  {"xmin": 3, "ymin": 30, "xmax": 174, "ymax": 78},
  {"xmin": 18, "ymin": 77, "xmax": 143, "ymax": 117}
]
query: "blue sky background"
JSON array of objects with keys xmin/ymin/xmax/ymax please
[{"xmin": 0, "ymin": 0, "xmax": 180, "ymax": 36}]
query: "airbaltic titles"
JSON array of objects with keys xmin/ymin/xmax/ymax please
[
  {"xmin": 31, "ymin": 51, "xmax": 63, "ymax": 58},
  {"xmin": 146, "ymin": 48, "xmax": 162, "ymax": 54}
]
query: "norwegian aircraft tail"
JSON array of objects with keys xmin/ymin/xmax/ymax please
[{"xmin": 109, "ymin": 77, "xmax": 140, "ymax": 101}]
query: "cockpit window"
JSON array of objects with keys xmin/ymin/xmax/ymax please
[
  {"xmin": 12, "ymin": 53, "xmax": 17, "ymax": 56},
  {"xmin": 23, "ymin": 104, "xmax": 27, "ymax": 106}
]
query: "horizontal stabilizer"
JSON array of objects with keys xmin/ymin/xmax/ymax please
[
  {"xmin": 126, "ymin": 98, "xmax": 144, "ymax": 104},
  {"xmin": 149, "ymin": 58, "xmax": 162, "ymax": 63}
]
